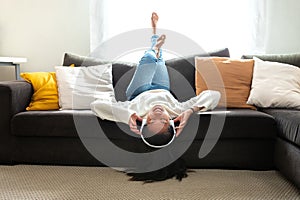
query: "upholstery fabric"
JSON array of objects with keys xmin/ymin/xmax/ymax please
[
  {"xmin": 111, "ymin": 62, "xmax": 136, "ymax": 101},
  {"xmin": 62, "ymin": 53, "xmax": 137, "ymax": 102},
  {"xmin": 195, "ymin": 57, "xmax": 255, "ymax": 109},
  {"xmin": 62, "ymin": 49, "xmax": 229, "ymax": 102},
  {"xmin": 12, "ymin": 110, "xmax": 89, "ymax": 138},
  {"xmin": 12, "ymin": 109, "xmax": 276, "ymax": 140},
  {"xmin": 13, "ymin": 137, "xmax": 275, "ymax": 170},
  {"xmin": 274, "ymin": 137, "xmax": 300, "ymax": 188},
  {"xmin": 12, "ymin": 109, "xmax": 275, "ymax": 171},
  {"xmin": 62, "ymin": 52, "xmax": 107, "ymax": 67},
  {"xmin": 242, "ymin": 53, "xmax": 300, "ymax": 68},
  {"xmin": 195, "ymin": 109, "xmax": 276, "ymax": 140},
  {"xmin": 165, "ymin": 48, "xmax": 230, "ymax": 100},
  {"xmin": 0, "ymin": 81, "xmax": 32, "ymax": 116},
  {"xmin": 20, "ymin": 72, "xmax": 59, "ymax": 110},
  {"xmin": 261, "ymin": 108, "xmax": 300, "ymax": 147},
  {"xmin": 13, "ymin": 137, "xmax": 103, "ymax": 166},
  {"xmin": 55, "ymin": 64, "xmax": 115, "ymax": 110},
  {"xmin": 184, "ymin": 139, "xmax": 274, "ymax": 170},
  {"xmin": 247, "ymin": 57, "xmax": 300, "ymax": 109},
  {"xmin": 0, "ymin": 81, "xmax": 32, "ymax": 163},
  {"xmin": 12, "ymin": 110, "xmax": 134, "ymax": 139}
]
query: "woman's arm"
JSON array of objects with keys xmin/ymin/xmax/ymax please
[
  {"xmin": 90, "ymin": 99, "xmax": 135, "ymax": 124},
  {"xmin": 173, "ymin": 106, "xmax": 204, "ymax": 137},
  {"xmin": 174, "ymin": 90, "xmax": 221, "ymax": 137},
  {"xmin": 180, "ymin": 90, "xmax": 221, "ymax": 112},
  {"xmin": 173, "ymin": 108, "xmax": 193, "ymax": 137},
  {"xmin": 128, "ymin": 113, "xmax": 143, "ymax": 135},
  {"xmin": 91, "ymin": 99, "xmax": 143, "ymax": 135}
]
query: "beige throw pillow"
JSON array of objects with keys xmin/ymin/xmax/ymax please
[
  {"xmin": 195, "ymin": 57, "xmax": 255, "ymax": 109},
  {"xmin": 55, "ymin": 64, "xmax": 115, "ymax": 110},
  {"xmin": 247, "ymin": 57, "xmax": 300, "ymax": 109}
]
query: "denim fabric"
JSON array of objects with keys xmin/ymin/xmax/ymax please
[
  {"xmin": 151, "ymin": 34, "xmax": 159, "ymax": 49},
  {"xmin": 126, "ymin": 35, "xmax": 170, "ymax": 100}
]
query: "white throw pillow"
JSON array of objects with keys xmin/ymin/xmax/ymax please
[
  {"xmin": 247, "ymin": 57, "xmax": 300, "ymax": 109},
  {"xmin": 55, "ymin": 64, "xmax": 115, "ymax": 110}
]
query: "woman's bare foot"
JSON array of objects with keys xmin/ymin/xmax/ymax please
[
  {"xmin": 155, "ymin": 34, "xmax": 166, "ymax": 49},
  {"xmin": 155, "ymin": 34, "xmax": 166, "ymax": 58},
  {"xmin": 151, "ymin": 12, "xmax": 165, "ymax": 58},
  {"xmin": 151, "ymin": 12, "xmax": 159, "ymax": 34}
]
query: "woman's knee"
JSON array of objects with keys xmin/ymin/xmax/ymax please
[{"xmin": 140, "ymin": 50, "xmax": 157, "ymax": 63}]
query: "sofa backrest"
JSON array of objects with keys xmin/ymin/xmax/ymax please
[
  {"xmin": 165, "ymin": 48, "xmax": 230, "ymax": 101},
  {"xmin": 63, "ymin": 48, "xmax": 230, "ymax": 101},
  {"xmin": 242, "ymin": 53, "xmax": 300, "ymax": 68},
  {"xmin": 112, "ymin": 48, "xmax": 230, "ymax": 101}
]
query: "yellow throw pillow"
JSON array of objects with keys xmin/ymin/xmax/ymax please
[
  {"xmin": 21, "ymin": 72, "xmax": 59, "ymax": 110},
  {"xmin": 195, "ymin": 57, "xmax": 256, "ymax": 109}
]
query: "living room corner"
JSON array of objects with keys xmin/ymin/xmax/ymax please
[{"xmin": 0, "ymin": 0, "xmax": 90, "ymax": 81}]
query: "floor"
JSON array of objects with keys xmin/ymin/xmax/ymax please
[{"xmin": 0, "ymin": 165, "xmax": 299, "ymax": 200}]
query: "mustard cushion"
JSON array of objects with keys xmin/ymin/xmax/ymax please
[
  {"xmin": 21, "ymin": 72, "xmax": 59, "ymax": 110},
  {"xmin": 195, "ymin": 57, "xmax": 256, "ymax": 110}
]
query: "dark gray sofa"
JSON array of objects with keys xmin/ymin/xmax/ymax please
[
  {"xmin": 0, "ymin": 49, "xmax": 299, "ymax": 188},
  {"xmin": 242, "ymin": 53, "xmax": 300, "ymax": 188}
]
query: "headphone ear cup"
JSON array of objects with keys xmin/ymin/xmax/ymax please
[
  {"xmin": 169, "ymin": 120, "xmax": 176, "ymax": 134},
  {"xmin": 170, "ymin": 120, "xmax": 175, "ymax": 127},
  {"xmin": 142, "ymin": 119, "xmax": 147, "ymax": 126},
  {"xmin": 140, "ymin": 119, "xmax": 147, "ymax": 133}
]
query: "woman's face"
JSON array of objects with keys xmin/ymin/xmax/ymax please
[{"xmin": 146, "ymin": 105, "xmax": 170, "ymax": 134}]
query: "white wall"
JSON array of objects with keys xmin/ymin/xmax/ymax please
[
  {"xmin": 0, "ymin": 0, "xmax": 90, "ymax": 81},
  {"xmin": 0, "ymin": 0, "xmax": 299, "ymax": 81},
  {"xmin": 265, "ymin": 0, "xmax": 300, "ymax": 54}
]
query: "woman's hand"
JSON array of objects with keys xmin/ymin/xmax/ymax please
[
  {"xmin": 128, "ymin": 113, "xmax": 143, "ymax": 135},
  {"xmin": 173, "ymin": 109, "xmax": 194, "ymax": 137}
]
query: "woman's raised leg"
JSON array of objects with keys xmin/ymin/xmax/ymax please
[
  {"xmin": 125, "ymin": 48, "xmax": 158, "ymax": 100},
  {"xmin": 151, "ymin": 49, "xmax": 170, "ymax": 91},
  {"xmin": 125, "ymin": 12, "xmax": 169, "ymax": 100}
]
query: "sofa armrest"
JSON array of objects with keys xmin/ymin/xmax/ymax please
[
  {"xmin": 0, "ymin": 80, "xmax": 32, "ymax": 163},
  {"xmin": 0, "ymin": 80, "xmax": 32, "ymax": 115}
]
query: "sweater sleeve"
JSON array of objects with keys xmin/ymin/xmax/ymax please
[
  {"xmin": 90, "ymin": 99, "xmax": 135, "ymax": 124},
  {"xmin": 180, "ymin": 90, "xmax": 221, "ymax": 112}
]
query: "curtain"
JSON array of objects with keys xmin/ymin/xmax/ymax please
[{"xmin": 90, "ymin": 0, "xmax": 267, "ymax": 61}]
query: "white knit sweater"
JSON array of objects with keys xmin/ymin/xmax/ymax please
[{"xmin": 91, "ymin": 89, "xmax": 220, "ymax": 124}]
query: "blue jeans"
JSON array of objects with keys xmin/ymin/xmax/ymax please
[{"xmin": 126, "ymin": 35, "xmax": 170, "ymax": 100}]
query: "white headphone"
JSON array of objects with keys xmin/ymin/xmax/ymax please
[{"xmin": 140, "ymin": 119, "xmax": 176, "ymax": 148}]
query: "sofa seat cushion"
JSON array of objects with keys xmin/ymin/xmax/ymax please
[
  {"xmin": 261, "ymin": 109, "xmax": 300, "ymax": 147},
  {"xmin": 12, "ymin": 109, "xmax": 276, "ymax": 141},
  {"xmin": 195, "ymin": 109, "xmax": 277, "ymax": 140},
  {"xmin": 12, "ymin": 110, "xmax": 94, "ymax": 138},
  {"xmin": 11, "ymin": 110, "xmax": 137, "ymax": 140}
]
